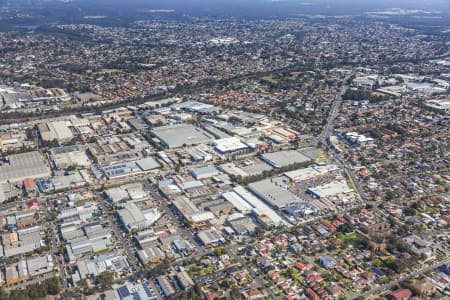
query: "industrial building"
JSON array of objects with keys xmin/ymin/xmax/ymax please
[
  {"xmin": 113, "ymin": 281, "xmax": 158, "ymax": 300},
  {"xmin": 261, "ymin": 150, "xmax": 311, "ymax": 168},
  {"xmin": 102, "ymin": 156, "xmax": 160, "ymax": 179},
  {"xmin": 213, "ymin": 137, "xmax": 249, "ymax": 154},
  {"xmin": 307, "ymin": 181, "xmax": 353, "ymax": 199},
  {"xmin": 231, "ymin": 186, "xmax": 284, "ymax": 226},
  {"xmin": 156, "ymin": 275, "xmax": 175, "ymax": 297},
  {"xmin": 248, "ymin": 177, "xmax": 302, "ymax": 209},
  {"xmin": 197, "ymin": 227, "xmax": 225, "ymax": 246},
  {"xmin": 228, "ymin": 216, "xmax": 257, "ymax": 235},
  {"xmin": 172, "ymin": 196, "xmax": 215, "ymax": 228},
  {"xmin": 170, "ymin": 100, "xmax": 218, "ymax": 114},
  {"xmin": 137, "ymin": 246, "xmax": 165, "ymax": 264},
  {"xmin": 191, "ymin": 165, "xmax": 220, "ymax": 180},
  {"xmin": 284, "ymin": 202, "xmax": 318, "ymax": 220},
  {"xmin": 37, "ymin": 171, "xmax": 86, "ymax": 193},
  {"xmin": 62, "ymin": 223, "xmax": 113, "ymax": 257},
  {"xmin": 0, "ymin": 151, "xmax": 51, "ymax": 183},
  {"xmin": 220, "ymin": 159, "xmax": 273, "ymax": 178},
  {"xmin": 284, "ymin": 164, "xmax": 340, "ymax": 183},
  {"xmin": 222, "ymin": 191, "xmax": 253, "ymax": 214},
  {"xmin": 49, "ymin": 145, "xmax": 91, "ymax": 169},
  {"xmin": 150, "ymin": 123, "xmax": 213, "ymax": 148},
  {"xmin": 105, "ymin": 183, "xmax": 148, "ymax": 204},
  {"xmin": 38, "ymin": 120, "xmax": 74, "ymax": 142},
  {"xmin": 117, "ymin": 203, "xmax": 161, "ymax": 233}
]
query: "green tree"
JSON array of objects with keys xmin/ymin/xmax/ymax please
[
  {"xmin": 214, "ymin": 246, "xmax": 224, "ymax": 257},
  {"xmin": 97, "ymin": 271, "xmax": 115, "ymax": 290}
]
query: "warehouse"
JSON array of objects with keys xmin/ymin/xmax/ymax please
[
  {"xmin": 172, "ymin": 196, "xmax": 215, "ymax": 227},
  {"xmin": 117, "ymin": 203, "xmax": 161, "ymax": 233},
  {"xmin": 261, "ymin": 150, "xmax": 311, "ymax": 168},
  {"xmin": 222, "ymin": 191, "xmax": 253, "ymax": 214},
  {"xmin": 138, "ymin": 246, "xmax": 165, "ymax": 264},
  {"xmin": 156, "ymin": 275, "xmax": 175, "ymax": 297},
  {"xmin": 50, "ymin": 145, "xmax": 91, "ymax": 169},
  {"xmin": 284, "ymin": 164, "xmax": 340, "ymax": 183},
  {"xmin": 220, "ymin": 159, "xmax": 273, "ymax": 178},
  {"xmin": 0, "ymin": 151, "xmax": 51, "ymax": 183},
  {"xmin": 191, "ymin": 165, "xmax": 220, "ymax": 180},
  {"xmin": 113, "ymin": 281, "xmax": 158, "ymax": 300},
  {"xmin": 228, "ymin": 216, "xmax": 257, "ymax": 235},
  {"xmin": 213, "ymin": 137, "xmax": 249, "ymax": 155},
  {"xmin": 197, "ymin": 227, "xmax": 225, "ymax": 246},
  {"xmin": 38, "ymin": 121, "xmax": 73, "ymax": 142},
  {"xmin": 135, "ymin": 157, "xmax": 160, "ymax": 171},
  {"xmin": 248, "ymin": 177, "xmax": 302, "ymax": 209},
  {"xmin": 102, "ymin": 156, "xmax": 160, "ymax": 179},
  {"xmin": 307, "ymin": 181, "xmax": 353, "ymax": 199},
  {"xmin": 151, "ymin": 123, "xmax": 213, "ymax": 148},
  {"xmin": 233, "ymin": 186, "xmax": 284, "ymax": 226}
]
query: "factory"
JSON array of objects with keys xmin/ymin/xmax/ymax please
[
  {"xmin": 172, "ymin": 196, "xmax": 215, "ymax": 229},
  {"xmin": 104, "ymin": 183, "xmax": 148, "ymax": 204},
  {"xmin": 213, "ymin": 137, "xmax": 250, "ymax": 155},
  {"xmin": 0, "ymin": 151, "xmax": 51, "ymax": 183},
  {"xmin": 170, "ymin": 100, "xmax": 219, "ymax": 115},
  {"xmin": 1, "ymin": 254, "xmax": 54, "ymax": 286},
  {"xmin": 284, "ymin": 164, "xmax": 340, "ymax": 183},
  {"xmin": 36, "ymin": 171, "xmax": 86, "ymax": 193},
  {"xmin": 220, "ymin": 158, "xmax": 273, "ymax": 179},
  {"xmin": 102, "ymin": 156, "xmax": 160, "ymax": 179},
  {"xmin": 190, "ymin": 165, "xmax": 220, "ymax": 180},
  {"xmin": 248, "ymin": 177, "xmax": 302, "ymax": 209},
  {"xmin": 117, "ymin": 203, "xmax": 161, "ymax": 233},
  {"xmin": 226, "ymin": 186, "xmax": 285, "ymax": 226},
  {"xmin": 150, "ymin": 123, "xmax": 213, "ymax": 148},
  {"xmin": 38, "ymin": 120, "xmax": 74, "ymax": 142},
  {"xmin": 197, "ymin": 227, "xmax": 225, "ymax": 246},
  {"xmin": 307, "ymin": 181, "xmax": 353, "ymax": 199},
  {"xmin": 112, "ymin": 281, "xmax": 158, "ymax": 300},
  {"xmin": 261, "ymin": 150, "xmax": 312, "ymax": 169},
  {"xmin": 49, "ymin": 145, "xmax": 91, "ymax": 169}
]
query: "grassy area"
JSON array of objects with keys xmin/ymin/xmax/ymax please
[
  {"xmin": 336, "ymin": 232, "xmax": 357, "ymax": 241},
  {"xmin": 260, "ymin": 76, "xmax": 279, "ymax": 84}
]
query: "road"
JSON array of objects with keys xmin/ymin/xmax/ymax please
[
  {"xmin": 49, "ymin": 222, "xmax": 68, "ymax": 292},
  {"xmin": 318, "ymin": 74, "xmax": 352, "ymax": 143},
  {"xmin": 95, "ymin": 192, "xmax": 140, "ymax": 270},
  {"xmin": 95, "ymin": 191, "xmax": 165, "ymax": 299},
  {"xmin": 355, "ymin": 258, "xmax": 450, "ymax": 299}
]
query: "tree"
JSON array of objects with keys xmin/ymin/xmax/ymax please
[
  {"xmin": 0, "ymin": 287, "xmax": 8, "ymax": 300},
  {"xmin": 214, "ymin": 246, "xmax": 224, "ymax": 257},
  {"xmin": 45, "ymin": 277, "xmax": 61, "ymax": 295},
  {"xmin": 97, "ymin": 271, "xmax": 115, "ymax": 290},
  {"xmin": 338, "ymin": 223, "xmax": 355, "ymax": 234},
  {"xmin": 403, "ymin": 207, "xmax": 416, "ymax": 216},
  {"xmin": 230, "ymin": 287, "xmax": 241, "ymax": 299}
]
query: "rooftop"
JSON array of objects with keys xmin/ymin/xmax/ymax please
[
  {"xmin": 151, "ymin": 123, "xmax": 213, "ymax": 148},
  {"xmin": 261, "ymin": 150, "xmax": 311, "ymax": 168}
]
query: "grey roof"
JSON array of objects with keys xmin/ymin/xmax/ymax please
[
  {"xmin": 127, "ymin": 118, "xmax": 149, "ymax": 130},
  {"xmin": 151, "ymin": 124, "xmax": 213, "ymax": 148},
  {"xmin": 191, "ymin": 165, "xmax": 220, "ymax": 179},
  {"xmin": 248, "ymin": 177, "xmax": 302, "ymax": 209},
  {"xmin": 136, "ymin": 157, "xmax": 160, "ymax": 171},
  {"xmin": 261, "ymin": 150, "xmax": 311, "ymax": 168},
  {"xmin": 0, "ymin": 151, "xmax": 51, "ymax": 183}
]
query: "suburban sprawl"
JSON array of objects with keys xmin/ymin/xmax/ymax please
[{"xmin": 0, "ymin": 1, "xmax": 449, "ymax": 300}]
